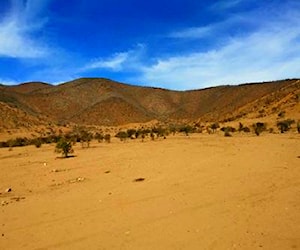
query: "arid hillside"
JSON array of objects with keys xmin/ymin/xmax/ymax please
[{"xmin": 0, "ymin": 78, "xmax": 299, "ymax": 128}]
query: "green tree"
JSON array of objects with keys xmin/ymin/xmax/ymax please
[
  {"xmin": 179, "ymin": 125, "xmax": 194, "ymax": 136},
  {"xmin": 126, "ymin": 129, "xmax": 137, "ymax": 139},
  {"xmin": 252, "ymin": 122, "xmax": 267, "ymax": 136},
  {"xmin": 277, "ymin": 119, "xmax": 295, "ymax": 133},
  {"xmin": 94, "ymin": 132, "xmax": 104, "ymax": 143},
  {"xmin": 238, "ymin": 122, "xmax": 244, "ymax": 132},
  {"xmin": 115, "ymin": 131, "xmax": 128, "ymax": 141},
  {"xmin": 224, "ymin": 127, "xmax": 232, "ymax": 137},
  {"xmin": 55, "ymin": 138, "xmax": 74, "ymax": 158},
  {"xmin": 210, "ymin": 123, "xmax": 220, "ymax": 133},
  {"xmin": 104, "ymin": 134, "xmax": 111, "ymax": 143}
]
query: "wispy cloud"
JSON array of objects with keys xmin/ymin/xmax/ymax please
[
  {"xmin": 0, "ymin": 78, "xmax": 18, "ymax": 85},
  {"xmin": 82, "ymin": 52, "xmax": 129, "ymax": 71},
  {"xmin": 81, "ymin": 44, "xmax": 146, "ymax": 72},
  {"xmin": 100, "ymin": 3, "xmax": 295, "ymax": 90},
  {"xmin": 0, "ymin": 0, "xmax": 50, "ymax": 58},
  {"xmin": 169, "ymin": 26, "xmax": 213, "ymax": 39}
]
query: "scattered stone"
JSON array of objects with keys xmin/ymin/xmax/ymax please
[
  {"xmin": 10, "ymin": 197, "xmax": 25, "ymax": 202},
  {"xmin": 1, "ymin": 201, "xmax": 9, "ymax": 206},
  {"xmin": 43, "ymin": 162, "xmax": 47, "ymax": 166},
  {"xmin": 68, "ymin": 177, "xmax": 85, "ymax": 183},
  {"xmin": 51, "ymin": 169, "xmax": 67, "ymax": 173},
  {"xmin": 5, "ymin": 188, "xmax": 12, "ymax": 193},
  {"xmin": 104, "ymin": 170, "xmax": 110, "ymax": 174},
  {"xmin": 133, "ymin": 178, "xmax": 145, "ymax": 182}
]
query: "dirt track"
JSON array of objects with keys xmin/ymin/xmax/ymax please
[{"xmin": 1, "ymin": 133, "xmax": 299, "ymax": 249}]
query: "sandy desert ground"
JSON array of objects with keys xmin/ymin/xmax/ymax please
[{"xmin": 0, "ymin": 133, "xmax": 299, "ymax": 249}]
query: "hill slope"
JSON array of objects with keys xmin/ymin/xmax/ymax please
[{"xmin": 0, "ymin": 78, "xmax": 299, "ymax": 128}]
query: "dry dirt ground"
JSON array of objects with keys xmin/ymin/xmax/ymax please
[{"xmin": 0, "ymin": 133, "xmax": 299, "ymax": 250}]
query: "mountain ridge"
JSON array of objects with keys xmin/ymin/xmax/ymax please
[{"xmin": 0, "ymin": 78, "xmax": 299, "ymax": 128}]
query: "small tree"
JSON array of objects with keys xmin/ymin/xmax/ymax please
[
  {"xmin": 115, "ymin": 131, "xmax": 128, "ymax": 141},
  {"xmin": 168, "ymin": 124, "xmax": 178, "ymax": 135},
  {"xmin": 150, "ymin": 132, "xmax": 155, "ymax": 141},
  {"xmin": 104, "ymin": 134, "xmax": 111, "ymax": 143},
  {"xmin": 221, "ymin": 126, "xmax": 236, "ymax": 133},
  {"xmin": 252, "ymin": 122, "xmax": 267, "ymax": 136},
  {"xmin": 33, "ymin": 138, "xmax": 42, "ymax": 148},
  {"xmin": 179, "ymin": 125, "xmax": 194, "ymax": 136},
  {"xmin": 224, "ymin": 127, "xmax": 232, "ymax": 137},
  {"xmin": 152, "ymin": 126, "xmax": 166, "ymax": 138},
  {"xmin": 238, "ymin": 122, "xmax": 244, "ymax": 132},
  {"xmin": 55, "ymin": 138, "xmax": 74, "ymax": 158},
  {"xmin": 126, "ymin": 129, "xmax": 136, "ymax": 139},
  {"xmin": 210, "ymin": 123, "xmax": 220, "ymax": 133},
  {"xmin": 94, "ymin": 132, "xmax": 104, "ymax": 143},
  {"xmin": 277, "ymin": 119, "xmax": 295, "ymax": 133},
  {"xmin": 79, "ymin": 130, "xmax": 93, "ymax": 148}
]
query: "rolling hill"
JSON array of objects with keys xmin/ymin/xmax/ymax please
[{"xmin": 0, "ymin": 78, "xmax": 299, "ymax": 129}]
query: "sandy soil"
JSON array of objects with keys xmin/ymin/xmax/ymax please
[{"xmin": 0, "ymin": 133, "xmax": 299, "ymax": 249}]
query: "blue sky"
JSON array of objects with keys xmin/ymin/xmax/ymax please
[{"xmin": 0, "ymin": 0, "xmax": 299, "ymax": 90}]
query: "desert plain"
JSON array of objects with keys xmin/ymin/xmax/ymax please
[{"xmin": 0, "ymin": 132, "xmax": 299, "ymax": 250}]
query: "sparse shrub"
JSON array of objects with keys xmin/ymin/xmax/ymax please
[
  {"xmin": 152, "ymin": 126, "xmax": 166, "ymax": 138},
  {"xmin": 224, "ymin": 131, "xmax": 232, "ymax": 137},
  {"xmin": 269, "ymin": 128, "xmax": 274, "ymax": 133},
  {"xmin": 278, "ymin": 111, "xmax": 286, "ymax": 118},
  {"xmin": 220, "ymin": 126, "xmax": 236, "ymax": 133},
  {"xmin": 94, "ymin": 132, "xmax": 104, "ymax": 142},
  {"xmin": 33, "ymin": 138, "xmax": 42, "ymax": 148},
  {"xmin": 168, "ymin": 124, "xmax": 178, "ymax": 135},
  {"xmin": 79, "ymin": 129, "xmax": 93, "ymax": 148},
  {"xmin": 242, "ymin": 126, "xmax": 251, "ymax": 133},
  {"xmin": 104, "ymin": 134, "xmax": 111, "ymax": 143},
  {"xmin": 126, "ymin": 129, "xmax": 136, "ymax": 139},
  {"xmin": 210, "ymin": 123, "xmax": 220, "ymax": 133},
  {"xmin": 252, "ymin": 122, "xmax": 267, "ymax": 136},
  {"xmin": 277, "ymin": 119, "xmax": 295, "ymax": 133},
  {"xmin": 150, "ymin": 132, "xmax": 155, "ymax": 140},
  {"xmin": 179, "ymin": 125, "xmax": 194, "ymax": 136},
  {"xmin": 0, "ymin": 141, "xmax": 8, "ymax": 148},
  {"xmin": 238, "ymin": 122, "xmax": 244, "ymax": 132},
  {"xmin": 237, "ymin": 124, "xmax": 251, "ymax": 133},
  {"xmin": 115, "ymin": 131, "xmax": 128, "ymax": 141},
  {"xmin": 297, "ymin": 121, "xmax": 300, "ymax": 133},
  {"xmin": 55, "ymin": 138, "xmax": 74, "ymax": 158},
  {"xmin": 136, "ymin": 128, "xmax": 150, "ymax": 139},
  {"xmin": 7, "ymin": 139, "xmax": 15, "ymax": 150}
]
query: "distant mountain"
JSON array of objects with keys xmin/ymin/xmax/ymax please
[
  {"xmin": 7, "ymin": 82, "xmax": 53, "ymax": 94},
  {"xmin": 0, "ymin": 78, "xmax": 299, "ymax": 128}
]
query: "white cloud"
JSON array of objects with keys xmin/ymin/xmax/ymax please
[
  {"xmin": 0, "ymin": 78, "xmax": 18, "ymax": 85},
  {"xmin": 83, "ymin": 52, "xmax": 129, "ymax": 71},
  {"xmin": 169, "ymin": 26, "xmax": 213, "ymax": 39},
  {"xmin": 0, "ymin": 0, "xmax": 50, "ymax": 58},
  {"xmin": 131, "ymin": 4, "xmax": 300, "ymax": 90},
  {"xmin": 138, "ymin": 25, "xmax": 300, "ymax": 90},
  {"xmin": 82, "ymin": 44, "xmax": 146, "ymax": 72}
]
